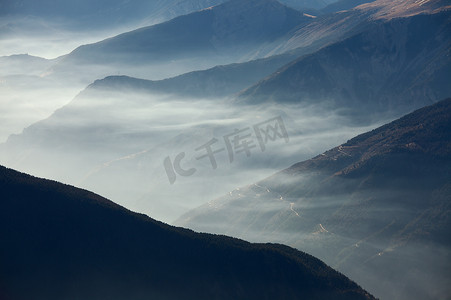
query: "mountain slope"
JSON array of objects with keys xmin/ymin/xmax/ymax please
[
  {"xmin": 238, "ymin": 11, "xmax": 451, "ymax": 118},
  {"xmin": 278, "ymin": 0, "xmax": 337, "ymax": 10},
  {"xmin": 0, "ymin": 54, "xmax": 53, "ymax": 76},
  {"xmin": 85, "ymin": 49, "xmax": 303, "ymax": 98},
  {"xmin": 321, "ymin": 0, "xmax": 376, "ymax": 13},
  {"xmin": 61, "ymin": 0, "xmax": 308, "ymax": 67},
  {"xmin": 260, "ymin": 0, "xmax": 450, "ymax": 57},
  {"xmin": 0, "ymin": 165, "xmax": 374, "ymax": 300},
  {"xmin": 176, "ymin": 98, "xmax": 451, "ymax": 300},
  {"xmin": 0, "ymin": 0, "xmax": 228, "ymax": 29}
]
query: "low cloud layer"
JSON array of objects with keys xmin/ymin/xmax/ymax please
[{"xmin": 0, "ymin": 82, "xmax": 385, "ymax": 222}]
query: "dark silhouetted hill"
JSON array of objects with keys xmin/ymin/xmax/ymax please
[{"xmin": 0, "ymin": 165, "xmax": 375, "ymax": 300}]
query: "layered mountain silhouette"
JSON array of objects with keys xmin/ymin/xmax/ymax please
[
  {"xmin": 0, "ymin": 165, "xmax": 375, "ymax": 300},
  {"xmin": 1, "ymin": 0, "xmax": 450, "ymax": 223},
  {"xmin": 0, "ymin": 0, "xmax": 228, "ymax": 30},
  {"xmin": 0, "ymin": 54, "xmax": 54, "ymax": 76},
  {"xmin": 321, "ymin": 0, "xmax": 376, "ymax": 14},
  {"xmin": 1, "ymin": 1, "xmax": 451, "ymax": 299},
  {"xmin": 31, "ymin": 0, "xmax": 445, "ymax": 85},
  {"xmin": 258, "ymin": 0, "xmax": 450, "ymax": 57},
  {"xmin": 81, "ymin": 49, "xmax": 303, "ymax": 98},
  {"xmin": 60, "ymin": 0, "xmax": 308, "ymax": 67},
  {"xmin": 239, "ymin": 11, "xmax": 451, "ymax": 118},
  {"xmin": 177, "ymin": 98, "xmax": 451, "ymax": 300},
  {"xmin": 0, "ymin": 0, "xmax": 338, "ymax": 28},
  {"xmin": 278, "ymin": 0, "xmax": 337, "ymax": 11},
  {"xmin": 84, "ymin": 4, "xmax": 451, "ymax": 108}
]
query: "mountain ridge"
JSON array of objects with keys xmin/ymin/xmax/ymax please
[
  {"xmin": 237, "ymin": 10, "xmax": 451, "ymax": 119},
  {"xmin": 0, "ymin": 164, "xmax": 375, "ymax": 300},
  {"xmin": 176, "ymin": 98, "xmax": 451, "ymax": 300},
  {"xmin": 61, "ymin": 0, "xmax": 309, "ymax": 66}
]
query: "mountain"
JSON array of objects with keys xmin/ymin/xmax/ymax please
[
  {"xmin": 0, "ymin": 165, "xmax": 375, "ymax": 300},
  {"xmin": 0, "ymin": 0, "xmax": 230, "ymax": 60},
  {"xmin": 0, "ymin": 0, "xmax": 341, "ymax": 28},
  {"xmin": 84, "ymin": 49, "xmax": 304, "ymax": 98},
  {"xmin": 321, "ymin": 0, "xmax": 376, "ymax": 13},
  {"xmin": 2, "ymin": 0, "xmax": 449, "ymax": 222},
  {"xmin": 176, "ymin": 98, "xmax": 451, "ymax": 300},
  {"xmin": 355, "ymin": 0, "xmax": 450, "ymax": 20},
  {"xmin": 0, "ymin": 46, "xmax": 314, "ymax": 221},
  {"xmin": 0, "ymin": 54, "xmax": 53, "ymax": 76},
  {"xmin": 2, "ymin": 0, "xmax": 374, "ymax": 133},
  {"xmin": 0, "ymin": 54, "xmax": 77, "ymax": 142},
  {"xmin": 41, "ymin": 0, "xmax": 440, "ymax": 83},
  {"xmin": 278, "ymin": 0, "xmax": 337, "ymax": 10},
  {"xmin": 0, "ymin": 0, "xmax": 228, "ymax": 29},
  {"xmin": 59, "ymin": 0, "xmax": 309, "ymax": 67},
  {"xmin": 0, "ymin": 46, "xmax": 378, "ymax": 223},
  {"xmin": 258, "ymin": 0, "xmax": 451, "ymax": 57},
  {"xmin": 238, "ymin": 10, "xmax": 451, "ymax": 119}
]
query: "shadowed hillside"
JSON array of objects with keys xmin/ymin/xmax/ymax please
[{"xmin": 0, "ymin": 165, "xmax": 374, "ymax": 300}]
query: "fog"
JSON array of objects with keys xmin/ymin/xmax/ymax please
[
  {"xmin": 0, "ymin": 15, "xmax": 148, "ymax": 59},
  {"xmin": 0, "ymin": 74, "xmax": 82, "ymax": 142},
  {"xmin": 0, "ymin": 75, "xmax": 384, "ymax": 222},
  {"xmin": 175, "ymin": 178, "xmax": 451, "ymax": 300},
  {"xmin": 1, "ymin": 4, "xmax": 449, "ymax": 300},
  {"xmin": 0, "ymin": 49, "xmax": 231, "ymax": 143}
]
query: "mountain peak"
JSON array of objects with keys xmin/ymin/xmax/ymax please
[
  {"xmin": 61, "ymin": 0, "xmax": 308, "ymax": 72},
  {"xmin": 356, "ymin": 0, "xmax": 451, "ymax": 19}
]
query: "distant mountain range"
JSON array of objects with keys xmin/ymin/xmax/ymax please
[
  {"xmin": 0, "ymin": 0, "xmax": 385, "ymax": 143},
  {"xmin": 52, "ymin": 0, "xmax": 451, "ymax": 111},
  {"xmin": 82, "ymin": 49, "xmax": 303, "ymax": 98},
  {"xmin": 0, "ymin": 54, "xmax": 53, "ymax": 76},
  {"xmin": 321, "ymin": 0, "xmax": 376, "ymax": 13},
  {"xmin": 0, "ymin": 165, "xmax": 375, "ymax": 300},
  {"xmin": 0, "ymin": 0, "xmax": 343, "ymax": 29},
  {"xmin": 176, "ymin": 98, "xmax": 451, "ymax": 300},
  {"xmin": 239, "ymin": 11, "xmax": 451, "ymax": 118},
  {"xmin": 1, "ymin": 0, "xmax": 450, "ymax": 224},
  {"xmin": 59, "ymin": 0, "xmax": 309, "ymax": 67},
  {"xmin": 11, "ymin": 0, "xmax": 445, "ymax": 84},
  {"xmin": 1, "ymin": 2, "xmax": 450, "ymax": 299},
  {"xmin": 0, "ymin": 0, "xmax": 228, "ymax": 29},
  {"xmin": 49, "ymin": 3, "xmax": 451, "ymax": 110}
]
